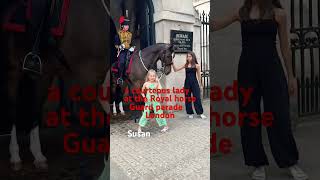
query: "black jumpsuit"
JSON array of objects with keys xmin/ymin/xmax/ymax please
[
  {"xmin": 238, "ymin": 18, "xmax": 299, "ymax": 168},
  {"xmin": 184, "ymin": 66, "xmax": 204, "ymax": 115}
]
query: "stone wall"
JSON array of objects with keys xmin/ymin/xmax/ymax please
[{"xmin": 153, "ymin": 0, "xmax": 202, "ymax": 107}]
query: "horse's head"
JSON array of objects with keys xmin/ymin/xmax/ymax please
[{"xmin": 159, "ymin": 44, "xmax": 177, "ymax": 75}]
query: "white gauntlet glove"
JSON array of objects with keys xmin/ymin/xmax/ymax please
[{"xmin": 129, "ymin": 46, "xmax": 135, "ymax": 52}]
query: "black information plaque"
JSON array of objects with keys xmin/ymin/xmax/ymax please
[{"xmin": 170, "ymin": 30, "xmax": 193, "ymax": 53}]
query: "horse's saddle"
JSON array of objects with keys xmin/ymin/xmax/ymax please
[{"xmin": 2, "ymin": 0, "xmax": 71, "ymax": 37}]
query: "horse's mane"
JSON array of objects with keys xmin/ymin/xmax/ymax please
[{"xmin": 141, "ymin": 43, "xmax": 169, "ymax": 53}]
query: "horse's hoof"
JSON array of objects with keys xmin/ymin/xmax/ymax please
[
  {"xmin": 34, "ymin": 160, "xmax": 48, "ymax": 171},
  {"xmin": 11, "ymin": 161, "xmax": 22, "ymax": 171},
  {"xmin": 113, "ymin": 113, "xmax": 117, "ymax": 116},
  {"xmin": 120, "ymin": 112, "xmax": 125, "ymax": 115}
]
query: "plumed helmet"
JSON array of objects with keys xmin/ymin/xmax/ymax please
[{"xmin": 119, "ymin": 16, "xmax": 130, "ymax": 26}]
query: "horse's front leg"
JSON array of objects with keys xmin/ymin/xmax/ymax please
[
  {"xmin": 119, "ymin": 101, "xmax": 125, "ymax": 115},
  {"xmin": 30, "ymin": 126, "xmax": 48, "ymax": 170},
  {"xmin": 112, "ymin": 101, "xmax": 117, "ymax": 115},
  {"xmin": 114, "ymin": 90, "xmax": 125, "ymax": 115},
  {"xmin": 9, "ymin": 125, "xmax": 22, "ymax": 171},
  {"xmin": 29, "ymin": 64, "xmax": 55, "ymax": 170},
  {"xmin": 112, "ymin": 101, "xmax": 125, "ymax": 115}
]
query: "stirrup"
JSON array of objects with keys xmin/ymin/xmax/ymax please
[
  {"xmin": 23, "ymin": 52, "xmax": 42, "ymax": 75},
  {"xmin": 116, "ymin": 78, "xmax": 124, "ymax": 85}
]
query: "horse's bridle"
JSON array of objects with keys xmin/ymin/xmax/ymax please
[
  {"xmin": 161, "ymin": 60, "xmax": 173, "ymax": 67},
  {"xmin": 160, "ymin": 49, "xmax": 174, "ymax": 66},
  {"xmin": 138, "ymin": 50, "xmax": 174, "ymax": 80},
  {"xmin": 139, "ymin": 50, "xmax": 174, "ymax": 70}
]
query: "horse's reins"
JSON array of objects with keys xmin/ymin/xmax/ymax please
[
  {"xmin": 139, "ymin": 50, "xmax": 149, "ymax": 72},
  {"xmin": 101, "ymin": 0, "xmax": 110, "ymax": 16}
]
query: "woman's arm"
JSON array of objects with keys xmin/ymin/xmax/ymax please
[
  {"xmin": 172, "ymin": 62, "xmax": 185, "ymax": 72},
  {"xmin": 276, "ymin": 9, "xmax": 294, "ymax": 78},
  {"xmin": 276, "ymin": 9, "xmax": 297, "ymax": 95},
  {"xmin": 210, "ymin": 8, "xmax": 240, "ymax": 32},
  {"xmin": 196, "ymin": 64, "xmax": 203, "ymax": 88}
]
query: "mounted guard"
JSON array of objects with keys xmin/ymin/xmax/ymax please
[{"xmin": 115, "ymin": 16, "xmax": 135, "ymax": 84}]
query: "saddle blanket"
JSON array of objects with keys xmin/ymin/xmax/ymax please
[
  {"xmin": 2, "ymin": 0, "xmax": 71, "ymax": 37},
  {"xmin": 111, "ymin": 50, "xmax": 137, "ymax": 75}
]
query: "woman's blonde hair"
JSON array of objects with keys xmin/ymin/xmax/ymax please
[{"xmin": 145, "ymin": 69, "xmax": 159, "ymax": 82}]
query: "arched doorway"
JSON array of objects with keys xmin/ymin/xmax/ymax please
[{"xmin": 136, "ymin": 0, "xmax": 155, "ymax": 49}]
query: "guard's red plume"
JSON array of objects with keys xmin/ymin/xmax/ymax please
[{"xmin": 119, "ymin": 16, "xmax": 125, "ymax": 25}]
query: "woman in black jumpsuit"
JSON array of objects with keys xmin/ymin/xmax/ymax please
[
  {"xmin": 172, "ymin": 51, "xmax": 207, "ymax": 119},
  {"xmin": 211, "ymin": 0, "xmax": 308, "ymax": 180}
]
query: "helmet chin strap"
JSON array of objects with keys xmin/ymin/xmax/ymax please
[{"xmin": 121, "ymin": 25, "xmax": 129, "ymax": 31}]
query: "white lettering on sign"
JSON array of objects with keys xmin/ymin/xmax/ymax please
[{"xmin": 176, "ymin": 34, "xmax": 188, "ymax": 38}]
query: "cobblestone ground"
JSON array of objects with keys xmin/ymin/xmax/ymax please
[{"xmin": 110, "ymin": 100, "xmax": 210, "ymax": 180}]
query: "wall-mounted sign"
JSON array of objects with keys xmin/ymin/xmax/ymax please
[{"xmin": 170, "ymin": 30, "xmax": 193, "ymax": 53}]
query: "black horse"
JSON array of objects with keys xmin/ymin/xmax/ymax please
[
  {"xmin": 1, "ymin": 0, "xmax": 112, "ymax": 176},
  {"xmin": 110, "ymin": 43, "xmax": 176, "ymax": 121}
]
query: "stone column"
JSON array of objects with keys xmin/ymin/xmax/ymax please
[{"xmin": 152, "ymin": 0, "xmax": 201, "ymax": 108}]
